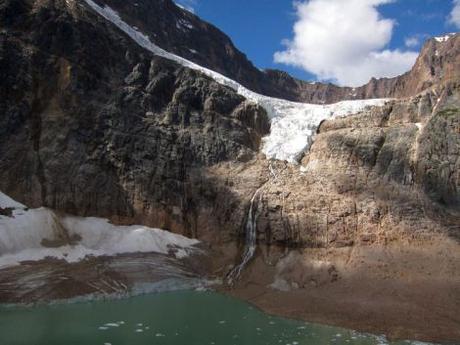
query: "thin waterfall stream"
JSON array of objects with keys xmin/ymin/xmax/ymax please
[
  {"xmin": 226, "ymin": 185, "xmax": 265, "ymax": 284},
  {"xmin": 226, "ymin": 163, "xmax": 284, "ymax": 285}
]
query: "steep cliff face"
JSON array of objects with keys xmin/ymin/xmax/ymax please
[
  {"xmin": 0, "ymin": 0, "xmax": 269, "ymax": 236},
  {"xmin": 0, "ymin": 0, "xmax": 458, "ymax": 247},
  {"xmin": 202, "ymin": 85, "xmax": 459, "ymax": 248}
]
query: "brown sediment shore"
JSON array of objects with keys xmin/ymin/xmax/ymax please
[{"xmin": 219, "ymin": 239, "xmax": 460, "ymax": 344}]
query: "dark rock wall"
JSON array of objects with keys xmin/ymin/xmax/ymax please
[{"xmin": 0, "ymin": 0, "xmax": 269, "ymax": 236}]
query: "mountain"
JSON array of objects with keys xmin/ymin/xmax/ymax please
[
  {"xmin": 90, "ymin": 0, "xmax": 460, "ymax": 103},
  {"xmin": 0, "ymin": 0, "xmax": 459, "ymax": 340},
  {"xmin": 1, "ymin": 0, "xmax": 458, "ymax": 242}
]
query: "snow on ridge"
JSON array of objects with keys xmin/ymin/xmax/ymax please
[
  {"xmin": 174, "ymin": 2, "xmax": 194, "ymax": 14},
  {"xmin": 0, "ymin": 192, "xmax": 200, "ymax": 268},
  {"xmin": 83, "ymin": 0, "xmax": 390, "ymax": 163},
  {"xmin": 434, "ymin": 33, "xmax": 456, "ymax": 43}
]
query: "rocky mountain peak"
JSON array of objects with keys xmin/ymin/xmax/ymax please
[{"xmin": 83, "ymin": 0, "xmax": 459, "ymax": 105}]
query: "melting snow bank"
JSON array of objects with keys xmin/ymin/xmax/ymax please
[
  {"xmin": 83, "ymin": 0, "xmax": 390, "ymax": 163},
  {"xmin": 0, "ymin": 191, "xmax": 200, "ymax": 268}
]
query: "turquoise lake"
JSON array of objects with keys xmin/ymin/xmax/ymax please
[{"xmin": 0, "ymin": 291, "xmax": 430, "ymax": 345}]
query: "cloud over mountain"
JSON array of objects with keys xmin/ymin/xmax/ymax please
[
  {"xmin": 449, "ymin": 0, "xmax": 460, "ymax": 28},
  {"xmin": 274, "ymin": 0, "xmax": 418, "ymax": 86}
]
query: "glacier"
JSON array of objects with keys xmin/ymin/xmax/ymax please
[{"xmin": 83, "ymin": 0, "xmax": 390, "ymax": 163}]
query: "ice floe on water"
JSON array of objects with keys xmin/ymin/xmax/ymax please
[
  {"xmin": 0, "ymin": 191, "xmax": 200, "ymax": 267},
  {"xmin": 83, "ymin": 0, "xmax": 390, "ymax": 163}
]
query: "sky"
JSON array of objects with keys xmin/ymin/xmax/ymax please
[{"xmin": 176, "ymin": 0, "xmax": 460, "ymax": 87}]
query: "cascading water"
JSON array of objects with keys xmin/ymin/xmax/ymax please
[{"xmin": 226, "ymin": 186, "xmax": 264, "ymax": 284}]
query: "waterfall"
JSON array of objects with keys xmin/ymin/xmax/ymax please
[{"xmin": 226, "ymin": 186, "xmax": 264, "ymax": 284}]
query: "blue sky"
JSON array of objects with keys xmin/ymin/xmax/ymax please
[{"xmin": 177, "ymin": 0, "xmax": 459, "ymax": 86}]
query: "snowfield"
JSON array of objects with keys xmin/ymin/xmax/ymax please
[
  {"xmin": 0, "ymin": 192, "xmax": 199, "ymax": 268},
  {"xmin": 84, "ymin": 0, "xmax": 390, "ymax": 163}
]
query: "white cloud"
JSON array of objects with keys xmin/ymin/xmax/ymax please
[
  {"xmin": 449, "ymin": 0, "xmax": 460, "ymax": 28},
  {"xmin": 274, "ymin": 0, "xmax": 418, "ymax": 86},
  {"xmin": 405, "ymin": 36, "xmax": 420, "ymax": 48}
]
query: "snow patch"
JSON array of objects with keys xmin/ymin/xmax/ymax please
[
  {"xmin": 434, "ymin": 33, "xmax": 456, "ymax": 43},
  {"xmin": 174, "ymin": 2, "xmax": 194, "ymax": 14},
  {"xmin": 0, "ymin": 191, "xmax": 26, "ymax": 209},
  {"xmin": 83, "ymin": 0, "xmax": 390, "ymax": 163},
  {"xmin": 0, "ymin": 192, "xmax": 200, "ymax": 268},
  {"xmin": 177, "ymin": 18, "xmax": 194, "ymax": 31}
]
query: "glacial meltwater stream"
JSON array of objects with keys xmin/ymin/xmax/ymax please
[
  {"xmin": 226, "ymin": 186, "xmax": 264, "ymax": 284},
  {"xmin": 0, "ymin": 291, "xmax": 432, "ymax": 345}
]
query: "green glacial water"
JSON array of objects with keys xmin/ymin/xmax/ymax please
[{"xmin": 0, "ymin": 291, "xmax": 429, "ymax": 345}]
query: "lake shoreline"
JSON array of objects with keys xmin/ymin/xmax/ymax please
[
  {"xmin": 0, "ymin": 240, "xmax": 458, "ymax": 344},
  {"xmin": 1, "ymin": 290, "xmax": 428, "ymax": 345},
  {"xmin": 219, "ymin": 240, "xmax": 460, "ymax": 344}
]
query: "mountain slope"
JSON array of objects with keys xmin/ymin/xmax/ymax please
[
  {"xmin": 83, "ymin": 0, "xmax": 391, "ymax": 164},
  {"xmin": 92, "ymin": 0, "xmax": 460, "ymax": 103}
]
